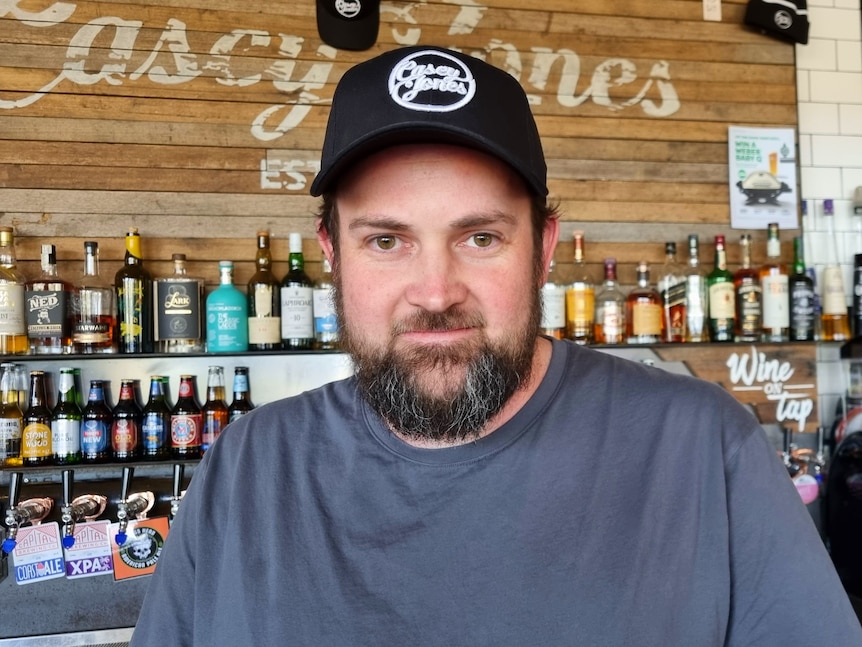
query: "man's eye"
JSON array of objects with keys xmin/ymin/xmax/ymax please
[
  {"xmin": 374, "ymin": 236, "xmax": 397, "ymax": 250},
  {"xmin": 470, "ymin": 233, "xmax": 495, "ymax": 248}
]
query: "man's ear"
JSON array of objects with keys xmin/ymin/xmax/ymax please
[
  {"xmin": 541, "ymin": 216, "xmax": 561, "ymax": 286},
  {"xmin": 317, "ymin": 218, "xmax": 335, "ymax": 269}
]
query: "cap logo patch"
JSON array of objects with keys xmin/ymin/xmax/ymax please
[
  {"xmin": 335, "ymin": 0, "xmax": 361, "ymax": 19},
  {"xmin": 388, "ymin": 50, "xmax": 476, "ymax": 113},
  {"xmin": 773, "ymin": 10, "xmax": 793, "ymax": 29}
]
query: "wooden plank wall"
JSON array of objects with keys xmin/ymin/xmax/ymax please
[{"xmin": 0, "ymin": 0, "xmax": 798, "ymax": 290}]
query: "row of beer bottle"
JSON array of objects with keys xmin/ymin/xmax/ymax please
[{"xmin": 0, "ymin": 364, "xmax": 254, "ymax": 467}]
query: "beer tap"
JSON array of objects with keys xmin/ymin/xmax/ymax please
[
  {"xmin": 60, "ymin": 470, "xmax": 108, "ymax": 549},
  {"xmin": 115, "ymin": 466, "xmax": 154, "ymax": 546},
  {"xmin": 170, "ymin": 463, "xmax": 186, "ymax": 522},
  {"xmin": 3, "ymin": 472, "xmax": 54, "ymax": 554}
]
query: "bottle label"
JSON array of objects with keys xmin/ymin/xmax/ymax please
[
  {"xmin": 632, "ymin": 302, "xmax": 662, "ymax": 336},
  {"xmin": 72, "ymin": 318, "xmax": 112, "ymax": 344},
  {"xmin": 708, "ymin": 282, "xmax": 736, "ymax": 319},
  {"xmin": 566, "ymin": 285, "xmax": 595, "ymax": 327},
  {"xmin": 737, "ymin": 282, "xmax": 763, "ymax": 338},
  {"xmin": 313, "ymin": 287, "xmax": 339, "ymax": 335},
  {"xmin": 202, "ymin": 413, "xmax": 225, "ymax": 451},
  {"xmin": 0, "ymin": 284, "xmax": 25, "ymax": 335},
  {"xmin": 540, "ymin": 285, "xmax": 566, "ymax": 330},
  {"xmin": 117, "ymin": 277, "xmax": 146, "ymax": 342},
  {"xmin": 790, "ymin": 280, "xmax": 814, "ymax": 338},
  {"xmin": 52, "ymin": 418, "xmax": 81, "ymax": 454},
  {"xmin": 22, "ymin": 422, "xmax": 51, "ymax": 458},
  {"xmin": 762, "ymin": 275, "xmax": 790, "ymax": 328},
  {"xmin": 822, "ymin": 267, "xmax": 847, "ymax": 315},
  {"xmin": 233, "ymin": 374, "xmax": 249, "ymax": 393},
  {"xmin": 25, "ymin": 290, "xmax": 70, "ymax": 339},
  {"xmin": 155, "ymin": 280, "xmax": 201, "ymax": 341},
  {"xmin": 248, "ymin": 316, "xmax": 281, "ymax": 345},
  {"xmin": 207, "ymin": 299, "xmax": 247, "ymax": 352},
  {"xmin": 171, "ymin": 413, "xmax": 202, "ymax": 448},
  {"xmin": 598, "ymin": 303, "xmax": 624, "ymax": 343},
  {"xmin": 81, "ymin": 419, "xmax": 108, "ymax": 454},
  {"xmin": 0, "ymin": 417, "xmax": 22, "ymax": 459},
  {"xmin": 112, "ymin": 418, "xmax": 139, "ymax": 453},
  {"xmin": 142, "ymin": 413, "xmax": 168, "ymax": 452},
  {"xmin": 280, "ymin": 286, "xmax": 314, "ymax": 338}
]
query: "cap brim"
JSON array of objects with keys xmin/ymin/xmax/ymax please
[{"xmin": 316, "ymin": 0, "xmax": 380, "ymax": 51}]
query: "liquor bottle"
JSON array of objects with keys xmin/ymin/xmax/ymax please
[
  {"xmin": 21, "ymin": 370, "xmax": 52, "ymax": 466},
  {"xmin": 760, "ymin": 223, "xmax": 790, "ymax": 342},
  {"xmin": 789, "ymin": 236, "xmax": 816, "ymax": 342},
  {"xmin": 0, "ymin": 363, "xmax": 23, "ymax": 467},
  {"xmin": 72, "ymin": 241, "xmax": 116, "ymax": 354},
  {"xmin": 25, "ymin": 244, "xmax": 73, "ymax": 354},
  {"xmin": 115, "ymin": 228, "xmax": 154, "ymax": 353},
  {"xmin": 206, "ymin": 261, "xmax": 249, "ymax": 353},
  {"xmin": 540, "ymin": 259, "xmax": 566, "ymax": 340},
  {"xmin": 111, "ymin": 379, "xmax": 142, "ymax": 462},
  {"xmin": 820, "ymin": 199, "xmax": 851, "ymax": 341},
  {"xmin": 657, "ymin": 242, "xmax": 686, "ymax": 343},
  {"xmin": 313, "ymin": 258, "xmax": 339, "ymax": 350},
  {"xmin": 280, "ymin": 233, "xmax": 314, "ymax": 350},
  {"xmin": 171, "ymin": 374, "xmax": 202, "ymax": 458},
  {"xmin": 51, "ymin": 367, "xmax": 82, "ymax": 465},
  {"xmin": 228, "ymin": 366, "xmax": 254, "ymax": 423},
  {"xmin": 707, "ymin": 235, "xmax": 735, "ymax": 342},
  {"xmin": 81, "ymin": 379, "xmax": 111, "ymax": 464},
  {"xmin": 733, "ymin": 234, "xmax": 762, "ymax": 342},
  {"xmin": 566, "ymin": 230, "xmax": 595, "ymax": 344},
  {"xmin": 855, "ymin": 254, "xmax": 862, "ymax": 339},
  {"xmin": 141, "ymin": 376, "xmax": 171, "ymax": 460},
  {"xmin": 154, "ymin": 253, "xmax": 204, "ymax": 353},
  {"xmin": 0, "ymin": 227, "xmax": 29, "ymax": 355},
  {"xmin": 594, "ymin": 258, "xmax": 626, "ymax": 345},
  {"xmin": 626, "ymin": 261, "xmax": 663, "ymax": 344},
  {"xmin": 683, "ymin": 234, "xmax": 708, "ymax": 342},
  {"xmin": 201, "ymin": 366, "xmax": 229, "ymax": 454},
  {"xmin": 247, "ymin": 232, "xmax": 282, "ymax": 351}
]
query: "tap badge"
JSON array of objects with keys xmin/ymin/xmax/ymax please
[
  {"xmin": 117, "ymin": 525, "xmax": 165, "ymax": 570},
  {"xmin": 335, "ymin": 0, "xmax": 361, "ymax": 19},
  {"xmin": 388, "ymin": 50, "xmax": 477, "ymax": 113}
]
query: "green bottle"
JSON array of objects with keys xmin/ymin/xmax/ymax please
[
  {"xmin": 707, "ymin": 235, "xmax": 735, "ymax": 342},
  {"xmin": 52, "ymin": 367, "xmax": 82, "ymax": 465}
]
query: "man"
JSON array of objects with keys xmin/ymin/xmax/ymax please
[{"xmin": 131, "ymin": 46, "xmax": 862, "ymax": 645}]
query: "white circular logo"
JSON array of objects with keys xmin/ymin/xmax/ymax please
[
  {"xmin": 335, "ymin": 0, "xmax": 361, "ymax": 19},
  {"xmin": 774, "ymin": 10, "xmax": 793, "ymax": 29},
  {"xmin": 388, "ymin": 50, "xmax": 477, "ymax": 113}
]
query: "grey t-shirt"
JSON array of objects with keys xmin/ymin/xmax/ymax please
[{"xmin": 131, "ymin": 340, "xmax": 862, "ymax": 646}]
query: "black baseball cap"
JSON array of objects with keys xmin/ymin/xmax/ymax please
[
  {"xmin": 316, "ymin": 0, "xmax": 380, "ymax": 51},
  {"xmin": 310, "ymin": 45, "xmax": 548, "ymax": 197}
]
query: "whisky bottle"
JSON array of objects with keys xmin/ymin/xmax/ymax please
[
  {"xmin": 21, "ymin": 370, "xmax": 52, "ymax": 466},
  {"xmin": 594, "ymin": 258, "xmax": 626, "ymax": 345},
  {"xmin": 760, "ymin": 223, "xmax": 789, "ymax": 342},
  {"xmin": 141, "ymin": 376, "xmax": 171, "ymax": 461},
  {"xmin": 565, "ymin": 230, "xmax": 594, "ymax": 344},
  {"xmin": 540, "ymin": 259, "xmax": 566, "ymax": 340},
  {"xmin": 154, "ymin": 253, "xmax": 204, "ymax": 353},
  {"xmin": 657, "ymin": 242, "xmax": 686, "ymax": 343},
  {"xmin": 72, "ymin": 241, "xmax": 116, "ymax": 354},
  {"xmin": 733, "ymin": 234, "xmax": 762, "ymax": 342},
  {"xmin": 280, "ymin": 233, "xmax": 314, "ymax": 350},
  {"xmin": 81, "ymin": 379, "xmax": 111, "ymax": 464},
  {"xmin": 201, "ymin": 366, "xmax": 229, "ymax": 454},
  {"xmin": 51, "ymin": 367, "xmax": 82, "ymax": 465},
  {"xmin": 206, "ymin": 261, "xmax": 249, "ymax": 353},
  {"xmin": 683, "ymin": 234, "xmax": 708, "ymax": 342},
  {"xmin": 111, "ymin": 379, "xmax": 142, "ymax": 462},
  {"xmin": 820, "ymin": 199, "xmax": 851, "ymax": 341},
  {"xmin": 707, "ymin": 235, "xmax": 735, "ymax": 342},
  {"xmin": 171, "ymin": 374, "xmax": 202, "ymax": 458},
  {"xmin": 626, "ymin": 261, "xmax": 662, "ymax": 344},
  {"xmin": 789, "ymin": 236, "xmax": 815, "ymax": 341},
  {"xmin": 25, "ymin": 244, "xmax": 73, "ymax": 354},
  {"xmin": 247, "ymin": 231, "xmax": 282, "ymax": 351},
  {"xmin": 313, "ymin": 258, "xmax": 339, "ymax": 349},
  {"xmin": 0, "ymin": 227, "xmax": 29, "ymax": 355},
  {"xmin": 0, "ymin": 363, "xmax": 23, "ymax": 467},
  {"xmin": 115, "ymin": 228, "xmax": 154, "ymax": 353},
  {"xmin": 228, "ymin": 366, "xmax": 254, "ymax": 423}
]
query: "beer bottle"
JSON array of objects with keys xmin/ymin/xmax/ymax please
[
  {"xmin": 0, "ymin": 363, "xmax": 23, "ymax": 467},
  {"xmin": 51, "ymin": 367, "xmax": 82, "ymax": 465},
  {"xmin": 228, "ymin": 366, "xmax": 254, "ymax": 423},
  {"xmin": 115, "ymin": 228, "xmax": 154, "ymax": 353},
  {"xmin": 21, "ymin": 370, "xmax": 52, "ymax": 466},
  {"xmin": 201, "ymin": 366, "xmax": 229, "ymax": 454},
  {"xmin": 141, "ymin": 376, "xmax": 171, "ymax": 460},
  {"xmin": 171, "ymin": 374, "xmax": 202, "ymax": 458},
  {"xmin": 111, "ymin": 379, "xmax": 142, "ymax": 461},
  {"xmin": 81, "ymin": 379, "xmax": 111, "ymax": 463}
]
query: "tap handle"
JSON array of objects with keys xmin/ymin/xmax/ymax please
[
  {"xmin": 115, "ymin": 466, "xmax": 135, "ymax": 546},
  {"xmin": 120, "ymin": 466, "xmax": 134, "ymax": 502},
  {"xmin": 3, "ymin": 473, "xmax": 24, "ymax": 554},
  {"xmin": 61, "ymin": 470, "xmax": 75, "ymax": 549},
  {"xmin": 8, "ymin": 472, "xmax": 22, "ymax": 509},
  {"xmin": 62, "ymin": 470, "xmax": 74, "ymax": 507},
  {"xmin": 172, "ymin": 463, "xmax": 185, "ymax": 499}
]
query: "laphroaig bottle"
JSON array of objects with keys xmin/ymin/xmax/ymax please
[
  {"xmin": 141, "ymin": 376, "xmax": 171, "ymax": 461},
  {"xmin": 202, "ymin": 366, "xmax": 228, "ymax": 454},
  {"xmin": 171, "ymin": 374, "xmax": 202, "ymax": 458},
  {"xmin": 657, "ymin": 242, "xmax": 686, "ymax": 343},
  {"xmin": 111, "ymin": 379, "xmax": 142, "ymax": 462},
  {"xmin": 820, "ymin": 199, "xmax": 851, "ymax": 341},
  {"xmin": 154, "ymin": 253, "xmax": 204, "ymax": 353},
  {"xmin": 540, "ymin": 259, "xmax": 566, "ymax": 340},
  {"xmin": 789, "ymin": 237, "xmax": 816, "ymax": 342},
  {"xmin": 707, "ymin": 235, "xmax": 735, "ymax": 342},
  {"xmin": 733, "ymin": 234, "xmax": 762, "ymax": 342},
  {"xmin": 25, "ymin": 244, "xmax": 73, "ymax": 354},
  {"xmin": 594, "ymin": 258, "xmax": 626, "ymax": 345},
  {"xmin": 21, "ymin": 370, "xmax": 52, "ymax": 466},
  {"xmin": 51, "ymin": 368, "xmax": 82, "ymax": 465},
  {"xmin": 115, "ymin": 228, "xmax": 154, "ymax": 353},
  {"xmin": 280, "ymin": 233, "xmax": 314, "ymax": 350},
  {"xmin": 248, "ymin": 232, "xmax": 282, "ymax": 351},
  {"xmin": 760, "ymin": 222, "xmax": 789, "ymax": 342},
  {"xmin": 313, "ymin": 258, "xmax": 339, "ymax": 350},
  {"xmin": 0, "ymin": 363, "xmax": 23, "ymax": 467},
  {"xmin": 206, "ymin": 261, "xmax": 249, "ymax": 353},
  {"xmin": 72, "ymin": 241, "xmax": 116, "ymax": 354},
  {"xmin": 626, "ymin": 261, "xmax": 662, "ymax": 344},
  {"xmin": 81, "ymin": 379, "xmax": 111, "ymax": 464},
  {"xmin": 228, "ymin": 366, "xmax": 254, "ymax": 423},
  {"xmin": 0, "ymin": 227, "xmax": 29, "ymax": 355},
  {"xmin": 683, "ymin": 234, "xmax": 708, "ymax": 342}
]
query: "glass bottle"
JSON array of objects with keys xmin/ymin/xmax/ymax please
[
  {"xmin": 540, "ymin": 259, "xmax": 566, "ymax": 340},
  {"xmin": 0, "ymin": 363, "xmax": 23, "ymax": 467},
  {"xmin": 280, "ymin": 232, "xmax": 314, "ymax": 350},
  {"xmin": 72, "ymin": 241, "xmax": 116, "ymax": 354},
  {"xmin": 202, "ymin": 366, "xmax": 229, "ymax": 454},
  {"xmin": 141, "ymin": 375, "xmax": 171, "ymax": 461},
  {"xmin": 733, "ymin": 234, "xmax": 763, "ymax": 342},
  {"xmin": 594, "ymin": 258, "xmax": 626, "ymax": 345},
  {"xmin": 206, "ymin": 261, "xmax": 249, "ymax": 353},
  {"xmin": 760, "ymin": 222, "xmax": 790, "ymax": 342},
  {"xmin": 820, "ymin": 199, "xmax": 851, "ymax": 341},
  {"xmin": 0, "ymin": 227, "xmax": 29, "ymax": 355},
  {"xmin": 313, "ymin": 258, "xmax": 339, "ymax": 350},
  {"xmin": 21, "ymin": 370, "xmax": 52, "ymax": 466},
  {"xmin": 111, "ymin": 379, "xmax": 142, "ymax": 462},
  {"xmin": 115, "ymin": 228, "xmax": 154, "ymax": 353},
  {"xmin": 657, "ymin": 242, "xmax": 686, "ymax": 343},
  {"xmin": 154, "ymin": 253, "xmax": 204, "ymax": 353},
  {"xmin": 565, "ymin": 231, "xmax": 594, "ymax": 344},
  {"xmin": 626, "ymin": 261, "xmax": 662, "ymax": 344},
  {"xmin": 228, "ymin": 366, "xmax": 254, "ymax": 423},
  {"xmin": 707, "ymin": 235, "xmax": 735, "ymax": 342},
  {"xmin": 51, "ymin": 367, "xmax": 82, "ymax": 465},
  {"xmin": 81, "ymin": 379, "xmax": 111, "ymax": 464},
  {"xmin": 789, "ymin": 236, "xmax": 816, "ymax": 342},
  {"xmin": 171, "ymin": 374, "xmax": 202, "ymax": 458},
  {"xmin": 25, "ymin": 244, "xmax": 73, "ymax": 354},
  {"xmin": 683, "ymin": 234, "xmax": 708, "ymax": 342},
  {"xmin": 248, "ymin": 231, "xmax": 282, "ymax": 351}
]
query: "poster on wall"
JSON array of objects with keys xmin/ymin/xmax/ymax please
[{"xmin": 728, "ymin": 126, "xmax": 798, "ymax": 230}]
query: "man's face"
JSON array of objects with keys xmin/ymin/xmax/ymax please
[{"xmin": 319, "ymin": 144, "xmax": 557, "ymax": 443}]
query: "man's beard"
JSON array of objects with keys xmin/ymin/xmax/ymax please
[{"xmin": 336, "ymin": 284, "xmax": 542, "ymax": 444}]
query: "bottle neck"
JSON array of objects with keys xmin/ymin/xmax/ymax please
[
  {"xmin": 84, "ymin": 252, "xmax": 99, "ymax": 277},
  {"xmin": 715, "ymin": 247, "xmax": 727, "ymax": 270},
  {"xmin": 219, "ymin": 268, "xmax": 234, "ymax": 285},
  {"xmin": 289, "ymin": 252, "xmax": 304, "ymax": 271},
  {"xmin": 57, "ymin": 372, "xmax": 77, "ymax": 404}
]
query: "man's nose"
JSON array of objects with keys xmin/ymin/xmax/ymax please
[{"xmin": 403, "ymin": 250, "xmax": 468, "ymax": 313}]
